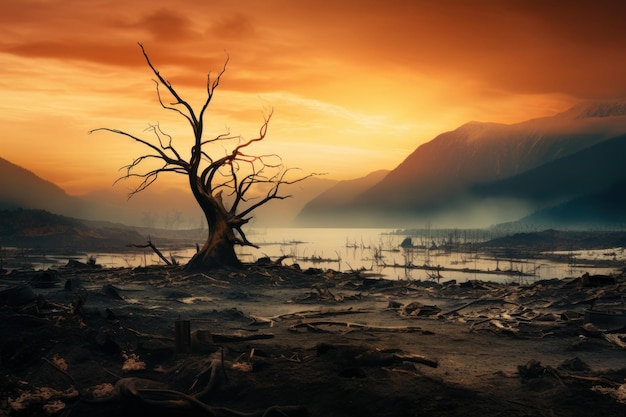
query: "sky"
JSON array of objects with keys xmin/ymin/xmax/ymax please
[{"xmin": 2, "ymin": 0, "xmax": 626, "ymax": 196}]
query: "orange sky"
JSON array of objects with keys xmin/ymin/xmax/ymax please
[{"xmin": 2, "ymin": 0, "xmax": 625, "ymax": 196}]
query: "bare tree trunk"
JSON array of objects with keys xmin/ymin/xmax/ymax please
[
  {"xmin": 187, "ymin": 215, "xmax": 241, "ymax": 269},
  {"xmin": 186, "ymin": 185, "xmax": 242, "ymax": 270}
]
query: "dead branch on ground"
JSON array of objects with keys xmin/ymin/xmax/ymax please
[
  {"xmin": 129, "ymin": 239, "xmax": 173, "ymax": 265},
  {"xmin": 288, "ymin": 320, "xmax": 433, "ymax": 334}
]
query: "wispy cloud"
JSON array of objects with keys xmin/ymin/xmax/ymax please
[{"xmin": 1, "ymin": 0, "xmax": 625, "ymax": 194}]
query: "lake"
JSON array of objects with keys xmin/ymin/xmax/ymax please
[{"xmin": 58, "ymin": 227, "xmax": 624, "ymax": 284}]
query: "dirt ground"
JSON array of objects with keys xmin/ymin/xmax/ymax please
[{"xmin": 1, "ymin": 261, "xmax": 626, "ymax": 417}]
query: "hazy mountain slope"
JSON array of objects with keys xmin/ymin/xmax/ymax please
[
  {"xmin": 81, "ymin": 176, "xmax": 338, "ymax": 229},
  {"xmin": 247, "ymin": 175, "xmax": 339, "ymax": 227},
  {"xmin": 507, "ymin": 180, "xmax": 626, "ymax": 229},
  {"xmin": 478, "ymin": 229, "xmax": 626, "ymax": 251},
  {"xmin": 358, "ymin": 101, "xmax": 626, "ymax": 210},
  {"xmin": 0, "ymin": 209, "xmax": 146, "ymax": 251},
  {"xmin": 472, "ymin": 133, "xmax": 626, "ymax": 205},
  {"xmin": 80, "ymin": 185, "xmax": 204, "ymax": 228},
  {"xmin": 0, "ymin": 156, "xmax": 337, "ymax": 228},
  {"xmin": 6, "ymin": 100, "xmax": 626, "ymax": 230},
  {"xmin": 0, "ymin": 156, "xmax": 155, "ymax": 224},
  {"xmin": 296, "ymin": 170, "xmax": 389, "ymax": 225},
  {"xmin": 297, "ymin": 100, "xmax": 626, "ymax": 227},
  {"xmin": 0, "ymin": 156, "xmax": 89, "ymax": 215}
]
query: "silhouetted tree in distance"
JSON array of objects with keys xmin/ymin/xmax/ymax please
[{"xmin": 91, "ymin": 43, "xmax": 312, "ymax": 269}]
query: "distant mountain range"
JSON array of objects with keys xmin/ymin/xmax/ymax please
[
  {"xmin": 0, "ymin": 156, "xmax": 89, "ymax": 215},
  {"xmin": 0, "ymin": 155, "xmax": 338, "ymax": 229},
  {"xmin": 296, "ymin": 100, "xmax": 626, "ymax": 229},
  {"xmin": 3, "ymin": 100, "xmax": 626, "ymax": 231},
  {"xmin": 0, "ymin": 208, "xmax": 146, "ymax": 252}
]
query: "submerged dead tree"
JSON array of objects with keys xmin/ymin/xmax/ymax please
[{"xmin": 91, "ymin": 43, "xmax": 313, "ymax": 269}]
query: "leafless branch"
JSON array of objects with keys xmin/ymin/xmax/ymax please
[
  {"xmin": 239, "ymin": 170, "xmax": 320, "ymax": 219},
  {"xmin": 199, "ymin": 53, "xmax": 229, "ymax": 127},
  {"xmin": 92, "ymin": 44, "xmax": 316, "ymax": 267},
  {"xmin": 138, "ymin": 42, "xmax": 198, "ymax": 134}
]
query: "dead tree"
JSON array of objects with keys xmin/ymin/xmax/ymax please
[{"xmin": 91, "ymin": 43, "xmax": 313, "ymax": 270}]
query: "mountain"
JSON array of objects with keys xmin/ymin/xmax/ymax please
[
  {"xmin": 0, "ymin": 156, "xmax": 93, "ymax": 216},
  {"xmin": 80, "ymin": 185, "xmax": 204, "ymax": 228},
  {"xmin": 0, "ymin": 209, "xmax": 147, "ymax": 252},
  {"xmin": 505, "ymin": 180, "xmax": 626, "ymax": 230},
  {"xmin": 0, "ymin": 156, "xmax": 338, "ymax": 229},
  {"xmin": 295, "ymin": 100, "xmax": 626, "ymax": 228},
  {"xmin": 471, "ymin": 133, "xmax": 626, "ymax": 205},
  {"xmin": 0, "ymin": 156, "xmax": 164, "ymax": 225},
  {"xmin": 242, "ymin": 175, "xmax": 337, "ymax": 227},
  {"xmin": 296, "ymin": 170, "xmax": 389, "ymax": 226},
  {"xmin": 6, "ymin": 99, "xmax": 626, "ymax": 231}
]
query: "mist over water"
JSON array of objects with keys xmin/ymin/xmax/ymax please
[{"xmin": 63, "ymin": 228, "xmax": 622, "ymax": 284}]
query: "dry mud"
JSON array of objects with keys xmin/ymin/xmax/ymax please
[{"xmin": 1, "ymin": 262, "xmax": 626, "ymax": 417}]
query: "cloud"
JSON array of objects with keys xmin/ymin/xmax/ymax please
[
  {"xmin": 4, "ymin": 42, "xmax": 142, "ymax": 67},
  {"xmin": 2, "ymin": 0, "xmax": 626, "ymax": 194},
  {"xmin": 2, "ymin": 0, "xmax": 624, "ymax": 100},
  {"xmin": 207, "ymin": 12, "xmax": 257, "ymax": 41},
  {"xmin": 129, "ymin": 9, "xmax": 199, "ymax": 42}
]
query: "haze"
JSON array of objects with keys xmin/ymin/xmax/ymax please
[{"xmin": 2, "ymin": 0, "xmax": 625, "ymax": 196}]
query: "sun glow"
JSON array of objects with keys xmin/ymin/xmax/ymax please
[{"xmin": 1, "ymin": 1, "xmax": 624, "ymax": 195}]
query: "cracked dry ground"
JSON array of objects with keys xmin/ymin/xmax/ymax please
[{"xmin": 1, "ymin": 263, "xmax": 626, "ymax": 416}]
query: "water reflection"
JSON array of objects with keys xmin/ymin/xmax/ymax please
[{"xmin": 5, "ymin": 228, "xmax": 623, "ymax": 284}]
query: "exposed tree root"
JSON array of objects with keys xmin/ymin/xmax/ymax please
[{"xmin": 41, "ymin": 355, "xmax": 306, "ymax": 416}]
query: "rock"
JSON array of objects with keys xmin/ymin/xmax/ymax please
[
  {"xmin": 0, "ymin": 284, "xmax": 35, "ymax": 307},
  {"xmin": 558, "ymin": 357, "xmax": 591, "ymax": 372},
  {"xmin": 30, "ymin": 271, "xmax": 60, "ymax": 288}
]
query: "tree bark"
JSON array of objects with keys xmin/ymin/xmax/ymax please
[
  {"xmin": 187, "ymin": 214, "xmax": 241, "ymax": 269},
  {"xmin": 186, "ymin": 183, "xmax": 242, "ymax": 270}
]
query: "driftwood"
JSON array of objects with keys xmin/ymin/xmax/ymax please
[
  {"xmin": 557, "ymin": 371, "xmax": 623, "ymax": 387},
  {"xmin": 470, "ymin": 318, "xmax": 520, "ymax": 336},
  {"xmin": 603, "ymin": 333, "xmax": 626, "ymax": 349},
  {"xmin": 288, "ymin": 320, "xmax": 433, "ymax": 335},
  {"xmin": 247, "ymin": 307, "xmax": 371, "ymax": 325},
  {"xmin": 392, "ymin": 352, "xmax": 439, "ymax": 368},
  {"xmin": 440, "ymin": 297, "xmax": 519, "ymax": 316},
  {"xmin": 129, "ymin": 239, "xmax": 172, "ymax": 265},
  {"xmin": 400, "ymin": 301, "xmax": 441, "ymax": 317},
  {"xmin": 210, "ymin": 332, "xmax": 275, "ymax": 343},
  {"xmin": 518, "ymin": 359, "xmax": 623, "ymax": 389}
]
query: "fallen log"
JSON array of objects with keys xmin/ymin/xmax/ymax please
[
  {"xmin": 248, "ymin": 307, "xmax": 371, "ymax": 325},
  {"xmin": 470, "ymin": 318, "xmax": 520, "ymax": 336},
  {"xmin": 392, "ymin": 352, "xmax": 439, "ymax": 368},
  {"xmin": 288, "ymin": 320, "xmax": 433, "ymax": 334},
  {"xmin": 555, "ymin": 371, "xmax": 623, "ymax": 387},
  {"xmin": 440, "ymin": 297, "xmax": 519, "ymax": 316},
  {"xmin": 210, "ymin": 332, "xmax": 275, "ymax": 343}
]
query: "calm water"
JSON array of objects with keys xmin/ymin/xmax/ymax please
[{"xmin": 64, "ymin": 227, "xmax": 623, "ymax": 284}]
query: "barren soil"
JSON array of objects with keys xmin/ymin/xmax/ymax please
[{"xmin": 1, "ymin": 262, "xmax": 626, "ymax": 417}]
